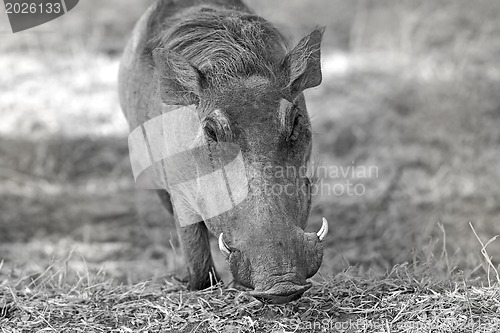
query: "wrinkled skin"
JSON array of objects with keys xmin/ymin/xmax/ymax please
[{"xmin": 119, "ymin": 0, "xmax": 324, "ymax": 303}]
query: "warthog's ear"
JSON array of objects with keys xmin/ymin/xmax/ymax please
[
  {"xmin": 153, "ymin": 49, "xmax": 203, "ymax": 104},
  {"xmin": 284, "ymin": 28, "xmax": 324, "ymax": 98}
]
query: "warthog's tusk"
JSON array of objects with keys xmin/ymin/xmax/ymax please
[
  {"xmin": 317, "ymin": 217, "xmax": 328, "ymax": 241},
  {"xmin": 218, "ymin": 233, "xmax": 231, "ymax": 258}
]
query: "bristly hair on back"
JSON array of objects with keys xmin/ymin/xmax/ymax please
[{"xmin": 144, "ymin": 5, "xmax": 289, "ymax": 88}]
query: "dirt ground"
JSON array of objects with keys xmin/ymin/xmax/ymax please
[{"xmin": 1, "ymin": 0, "xmax": 499, "ymax": 288}]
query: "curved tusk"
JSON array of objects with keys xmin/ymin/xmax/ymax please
[
  {"xmin": 317, "ymin": 217, "xmax": 329, "ymax": 241},
  {"xmin": 218, "ymin": 233, "xmax": 231, "ymax": 258}
]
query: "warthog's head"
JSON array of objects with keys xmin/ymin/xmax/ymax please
[{"xmin": 151, "ymin": 11, "xmax": 327, "ymax": 303}]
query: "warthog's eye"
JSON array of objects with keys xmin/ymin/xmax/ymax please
[
  {"xmin": 204, "ymin": 122, "xmax": 218, "ymax": 142},
  {"xmin": 202, "ymin": 110, "xmax": 232, "ymax": 143},
  {"xmin": 289, "ymin": 113, "xmax": 303, "ymax": 141}
]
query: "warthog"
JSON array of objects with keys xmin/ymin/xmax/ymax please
[{"xmin": 118, "ymin": 0, "xmax": 328, "ymax": 303}]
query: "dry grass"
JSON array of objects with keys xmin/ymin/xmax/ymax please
[
  {"xmin": 2, "ymin": 218, "xmax": 499, "ymax": 332},
  {"xmin": 1, "ymin": 1, "xmax": 500, "ymax": 332},
  {"xmin": 1, "ymin": 253, "xmax": 499, "ymax": 332}
]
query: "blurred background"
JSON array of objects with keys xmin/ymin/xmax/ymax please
[{"xmin": 1, "ymin": 0, "xmax": 499, "ymax": 285}]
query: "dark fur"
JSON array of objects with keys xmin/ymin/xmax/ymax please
[{"xmin": 145, "ymin": 5, "xmax": 288, "ymax": 89}]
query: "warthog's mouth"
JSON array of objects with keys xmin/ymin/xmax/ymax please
[{"xmin": 248, "ymin": 282, "xmax": 312, "ymax": 304}]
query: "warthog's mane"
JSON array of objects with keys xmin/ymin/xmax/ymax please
[{"xmin": 144, "ymin": 5, "xmax": 289, "ymax": 88}]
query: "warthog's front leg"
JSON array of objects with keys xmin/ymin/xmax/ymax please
[
  {"xmin": 176, "ymin": 222, "xmax": 220, "ymax": 290},
  {"xmin": 157, "ymin": 190, "xmax": 219, "ymax": 289}
]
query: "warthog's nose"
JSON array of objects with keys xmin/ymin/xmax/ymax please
[{"xmin": 248, "ymin": 282, "xmax": 312, "ymax": 304}]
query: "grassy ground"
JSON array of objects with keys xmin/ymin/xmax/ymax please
[
  {"xmin": 1, "ymin": 0, "xmax": 500, "ymax": 331},
  {"xmin": 1, "ymin": 260, "xmax": 499, "ymax": 332}
]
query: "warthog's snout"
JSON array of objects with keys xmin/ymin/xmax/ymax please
[
  {"xmin": 219, "ymin": 218, "xmax": 329, "ymax": 303},
  {"xmin": 249, "ymin": 281, "xmax": 312, "ymax": 304}
]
